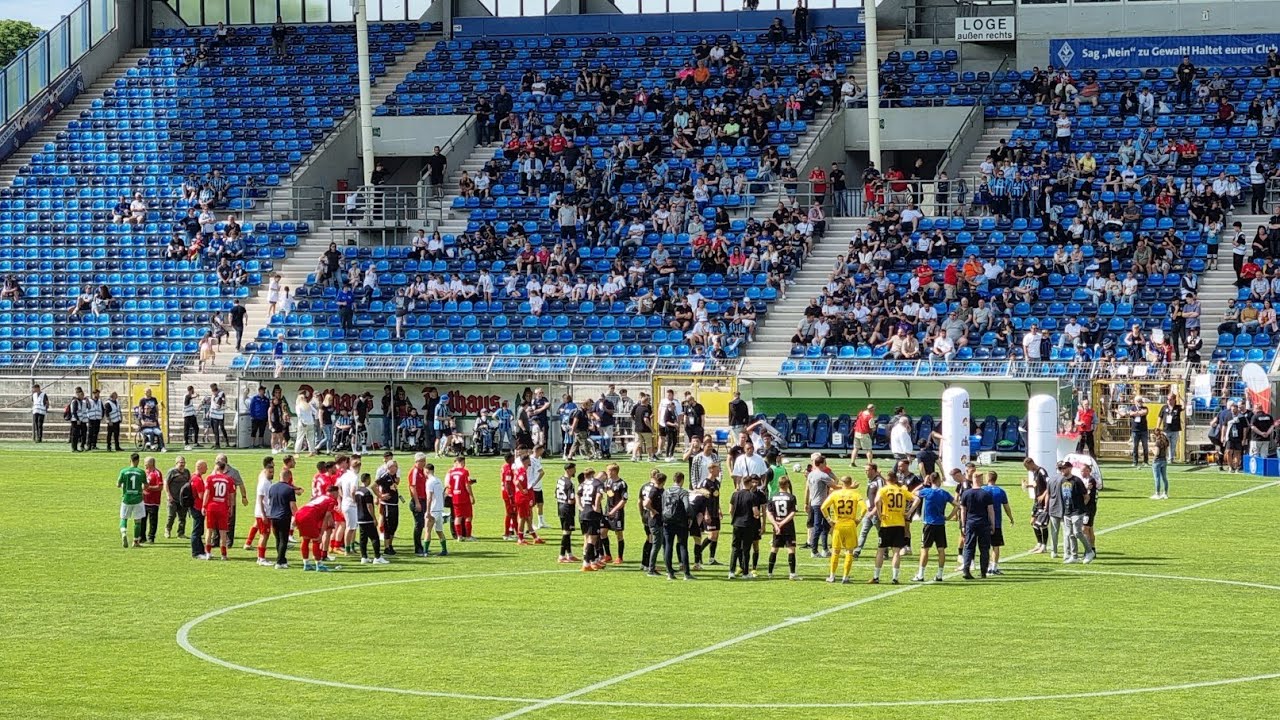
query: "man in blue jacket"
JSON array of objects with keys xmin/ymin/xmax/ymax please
[{"xmin": 249, "ymin": 386, "xmax": 270, "ymax": 449}]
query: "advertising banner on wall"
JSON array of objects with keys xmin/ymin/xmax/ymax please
[
  {"xmin": 257, "ymin": 381, "xmax": 536, "ymax": 418},
  {"xmin": 0, "ymin": 66, "xmax": 84, "ymax": 165},
  {"xmin": 1050, "ymin": 34, "xmax": 1280, "ymax": 70}
]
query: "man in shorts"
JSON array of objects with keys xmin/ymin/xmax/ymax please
[
  {"xmin": 446, "ymin": 456, "xmax": 475, "ymax": 541},
  {"xmin": 513, "ymin": 452, "xmax": 542, "ymax": 545},
  {"xmin": 984, "ymin": 471, "xmax": 1015, "ymax": 575},
  {"xmin": 202, "ymin": 460, "xmax": 237, "ymax": 561},
  {"xmin": 600, "ymin": 463, "xmax": 627, "ymax": 562},
  {"xmin": 336, "ymin": 454, "xmax": 360, "ymax": 554},
  {"xmin": 577, "ymin": 468, "xmax": 604, "ymax": 570},
  {"xmin": 852, "ymin": 403, "xmax": 876, "ymax": 467},
  {"xmin": 423, "ymin": 462, "xmax": 449, "ymax": 556},
  {"xmin": 908, "ymin": 472, "xmax": 954, "ymax": 582},
  {"xmin": 252, "ymin": 456, "xmax": 277, "ymax": 566},
  {"xmin": 870, "ymin": 471, "xmax": 913, "ymax": 584},
  {"xmin": 821, "ymin": 475, "xmax": 867, "ymax": 583},
  {"xmin": 294, "ymin": 485, "xmax": 340, "ymax": 571},
  {"xmin": 767, "ymin": 477, "xmax": 800, "ymax": 580},
  {"xmin": 555, "ymin": 463, "xmax": 579, "ymax": 563},
  {"xmin": 117, "ymin": 453, "xmax": 147, "ymax": 548}
]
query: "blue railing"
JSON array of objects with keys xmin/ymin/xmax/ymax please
[{"xmin": 0, "ymin": 0, "xmax": 115, "ymax": 126}]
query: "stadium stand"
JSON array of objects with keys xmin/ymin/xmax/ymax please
[
  {"xmin": 247, "ymin": 23, "xmax": 870, "ymax": 361},
  {"xmin": 782, "ymin": 58, "xmax": 1280, "ymax": 380},
  {"xmin": 0, "ymin": 22, "xmax": 426, "ymax": 367}
]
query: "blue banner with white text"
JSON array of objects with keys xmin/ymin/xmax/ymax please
[{"xmin": 1050, "ymin": 34, "xmax": 1280, "ymax": 70}]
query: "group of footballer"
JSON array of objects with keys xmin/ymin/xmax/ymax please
[
  {"xmin": 115, "ymin": 434, "xmax": 1091, "ymax": 581},
  {"xmin": 115, "ymin": 449, "xmax": 485, "ymax": 571}
]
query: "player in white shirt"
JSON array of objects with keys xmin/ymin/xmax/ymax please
[
  {"xmin": 337, "ymin": 454, "xmax": 362, "ymax": 554},
  {"xmin": 423, "ymin": 461, "xmax": 449, "ymax": 556},
  {"xmin": 527, "ymin": 445, "xmax": 547, "ymax": 528},
  {"xmin": 252, "ymin": 458, "xmax": 275, "ymax": 566}
]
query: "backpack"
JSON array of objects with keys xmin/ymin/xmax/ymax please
[
  {"xmin": 178, "ymin": 481, "xmax": 197, "ymax": 510},
  {"xmin": 662, "ymin": 486, "xmax": 688, "ymax": 524},
  {"xmin": 62, "ymin": 403, "xmax": 72, "ymax": 421}
]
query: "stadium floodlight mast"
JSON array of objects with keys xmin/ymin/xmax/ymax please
[
  {"xmin": 864, "ymin": 0, "xmax": 882, "ymax": 171},
  {"xmin": 354, "ymin": 0, "xmax": 376, "ymax": 186}
]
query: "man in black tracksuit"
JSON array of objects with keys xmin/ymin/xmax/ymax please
[{"xmin": 728, "ymin": 476, "xmax": 761, "ymax": 579}]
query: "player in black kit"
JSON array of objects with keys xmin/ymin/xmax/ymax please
[
  {"xmin": 554, "ymin": 463, "xmax": 578, "ymax": 563},
  {"xmin": 691, "ymin": 459, "xmax": 723, "ymax": 568},
  {"xmin": 354, "ymin": 474, "xmax": 389, "ymax": 564},
  {"xmin": 375, "ymin": 461, "xmax": 400, "ymax": 555},
  {"xmin": 600, "ymin": 463, "xmax": 628, "ymax": 564},
  {"xmin": 767, "ymin": 478, "xmax": 800, "ymax": 580},
  {"xmin": 641, "ymin": 471, "xmax": 666, "ymax": 576},
  {"xmin": 577, "ymin": 469, "xmax": 605, "ymax": 571}
]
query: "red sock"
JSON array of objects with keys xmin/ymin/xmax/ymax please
[
  {"xmin": 205, "ymin": 543, "xmax": 212, "ymax": 554},
  {"xmin": 257, "ymin": 544, "xmax": 266, "ymax": 560},
  {"xmin": 246, "ymin": 526, "xmax": 258, "ymax": 546},
  {"xmin": 517, "ymin": 531, "xmax": 524, "ymax": 541},
  {"xmin": 301, "ymin": 541, "xmax": 311, "ymax": 559},
  {"xmin": 311, "ymin": 540, "xmax": 322, "ymax": 559},
  {"xmin": 464, "ymin": 519, "xmax": 473, "ymax": 538},
  {"xmin": 220, "ymin": 547, "xmax": 227, "ymax": 558},
  {"xmin": 455, "ymin": 519, "xmax": 465, "ymax": 538}
]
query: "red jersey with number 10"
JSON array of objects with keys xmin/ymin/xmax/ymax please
[
  {"xmin": 447, "ymin": 468, "xmax": 472, "ymax": 505},
  {"xmin": 204, "ymin": 473, "xmax": 235, "ymax": 510}
]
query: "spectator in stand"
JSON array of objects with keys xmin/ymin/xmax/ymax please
[{"xmin": 271, "ymin": 16, "xmax": 288, "ymax": 56}]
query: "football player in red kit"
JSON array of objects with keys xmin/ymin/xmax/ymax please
[
  {"xmin": 500, "ymin": 454, "xmax": 518, "ymax": 540},
  {"xmin": 446, "ymin": 456, "xmax": 475, "ymax": 541},
  {"xmin": 202, "ymin": 460, "xmax": 237, "ymax": 560},
  {"xmin": 295, "ymin": 485, "xmax": 340, "ymax": 571},
  {"xmin": 513, "ymin": 457, "xmax": 542, "ymax": 545}
]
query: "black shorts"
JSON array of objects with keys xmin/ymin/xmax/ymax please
[
  {"xmin": 606, "ymin": 513, "xmax": 624, "ymax": 532},
  {"xmin": 533, "ymin": 490, "xmax": 544, "ymax": 505},
  {"xmin": 688, "ymin": 515, "xmax": 703, "ymax": 536},
  {"xmin": 580, "ymin": 511, "xmax": 602, "ymax": 535},
  {"xmin": 1083, "ymin": 510, "xmax": 1096, "ymax": 527},
  {"xmin": 922, "ymin": 523, "xmax": 948, "ymax": 549},
  {"xmin": 878, "ymin": 525, "xmax": 907, "ymax": 549},
  {"xmin": 772, "ymin": 525, "xmax": 796, "ymax": 548},
  {"xmin": 703, "ymin": 510, "xmax": 721, "ymax": 532},
  {"xmin": 991, "ymin": 528, "xmax": 1005, "ymax": 547},
  {"xmin": 1208, "ymin": 243, "xmax": 1220, "ymax": 256},
  {"xmin": 558, "ymin": 506, "xmax": 576, "ymax": 532}
]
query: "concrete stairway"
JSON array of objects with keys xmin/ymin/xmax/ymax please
[
  {"xmin": 0, "ymin": 49, "xmax": 152, "ymax": 188},
  {"xmin": 740, "ymin": 216, "xmax": 864, "ymax": 375},
  {"xmin": 1196, "ymin": 213, "xmax": 1271, "ymax": 352},
  {"xmin": 244, "ymin": 31, "xmax": 443, "ymax": 225},
  {"xmin": 956, "ymin": 119, "xmax": 1019, "ymax": 182}
]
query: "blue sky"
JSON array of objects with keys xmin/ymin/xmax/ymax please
[{"xmin": 0, "ymin": 0, "xmax": 83, "ymax": 30}]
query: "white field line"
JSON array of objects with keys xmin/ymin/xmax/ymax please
[{"xmin": 486, "ymin": 479, "xmax": 1280, "ymax": 719}]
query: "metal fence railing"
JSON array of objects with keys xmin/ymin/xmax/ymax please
[
  {"xmin": 0, "ymin": 0, "xmax": 115, "ymax": 127},
  {"xmin": 231, "ymin": 353, "xmax": 745, "ymax": 381},
  {"xmin": 780, "ymin": 357, "xmax": 1200, "ymax": 382}
]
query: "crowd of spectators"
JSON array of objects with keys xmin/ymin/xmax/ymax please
[
  {"xmin": 373, "ymin": 34, "xmax": 873, "ymax": 357},
  {"xmin": 792, "ymin": 55, "xmax": 1280, "ymax": 366}
]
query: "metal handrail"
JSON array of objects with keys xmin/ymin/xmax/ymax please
[
  {"xmin": 780, "ymin": 357, "xmax": 1200, "ymax": 381},
  {"xmin": 230, "ymin": 353, "xmax": 745, "ymax": 381},
  {"xmin": 937, "ymin": 54, "xmax": 1010, "ymax": 181},
  {"xmin": 254, "ymin": 184, "xmax": 328, "ymax": 222}
]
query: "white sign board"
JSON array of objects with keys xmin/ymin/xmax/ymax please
[{"xmin": 955, "ymin": 16, "xmax": 1015, "ymax": 42}]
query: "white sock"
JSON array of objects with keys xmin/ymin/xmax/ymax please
[
  {"xmin": 873, "ymin": 567, "xmax": 881, "ymax": 580},
  {"xmin": 892, "ymin": 568, "xmax": 899, "ymax": 582}
]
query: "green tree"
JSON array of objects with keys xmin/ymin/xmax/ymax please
[{"xmin": 0, "ymin": 20, "xmax": 43, "ymax": 69}]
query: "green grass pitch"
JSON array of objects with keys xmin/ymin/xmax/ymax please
[{"xmin": 2, "ymin": 444, "xmax": 1280, "ymax": 720}]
